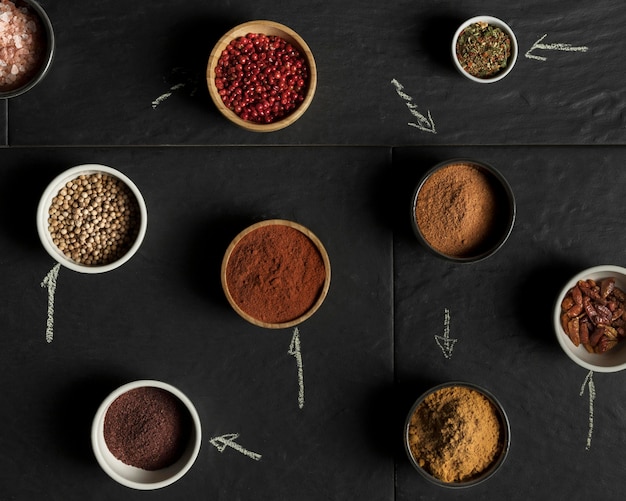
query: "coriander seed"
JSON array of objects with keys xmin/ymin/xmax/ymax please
[{"xmin": 47, "ymin": 173, "xmax": 140, "ymax": 267}]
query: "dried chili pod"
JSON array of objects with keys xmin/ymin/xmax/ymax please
[
  {"xmin": 589, "ymin": 326, "xmax": 605, "ymax": 347},
  {"xmin": 601, "ymin": 277, "xmax": 615, "ymax": 298},
  {"xmin": 567, "ymin": 317, "xmax": 581, "ymax": 346},
  {"xmin": 596, "ymin": 336, "xmax": 618, "ymax": 353}
]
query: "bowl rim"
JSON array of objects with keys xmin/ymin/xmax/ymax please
[
  {"xmin": 403, "ymin": 381, "xmax": 511, "ymax": 488},
  {"xmin": 206, "ymin": 19, "xmax": 317, "ymax": 132},
  {"xmin": 410, "ymin": 158, "xmax": 516, "ymax": 263},
  {"xmin": 0, "ymin": 0, "xmax": 55, "ymax": 99},
  {"xmin": 91, "ymin": 379, "xmax": 202, "ymax": 490},
  {"xmin": 36, "ymin": 164, "xmax": 148, "ymax": 274},
  {"xmin": 553, "ymin": 265, "xmax": 626, "ymax": 372},
  {"xmin": 221, "ymin": 218, "xmax": 331, "ymax": 329},
  {"xmin": 451, "ymin": 15, "xmax": 518, "ymax": 84}
]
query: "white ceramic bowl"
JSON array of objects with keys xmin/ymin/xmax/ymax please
[
  {"xmin": 91, "ymin": 380, "xmax": 202, "ymax": 490},
  {"xmin": 0, "ymin": 0, "xmax": 55, "ymax": 98},
  {"xmin": 452, "ymin": 16, "xmax": 518, "ymax": 83},
  {"xmin": 554, "ymin": 265, "xmax": 626, "ymax": 372},
  {"xmin": 36, "ymin": 164, "xmax": 147, "ymax": 273}
]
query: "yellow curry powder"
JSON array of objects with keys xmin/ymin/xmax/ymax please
[{"xmin": 407, "ymin": 385, "xmax": 502, "ymax": 483}]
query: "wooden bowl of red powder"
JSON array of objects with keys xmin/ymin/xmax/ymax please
[
  {"xmin": 404, "ymin": 382, "xmax": 511, "ymax": 488},
  {"xmin": 411, "ymin": 159, "xmax": 515, "ymax": 263},
  {"xmin": 0, "ymin": 0, "xmax": 55, "ymax": 98},
  {"xmin": 91, "ymin": 380, "xmax": 202, "ymax": 490},
  {"xmin": 206, "ymin": 20, "xmax": 317, "ymax": 132},
  {"xmin": 221, "ymin": 219, "xmax": 331, "ymax": 329}
]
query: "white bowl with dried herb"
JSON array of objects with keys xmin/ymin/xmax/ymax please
[
  {"xmin": 452, "ymin": 16, "xmax": 518, "ymax": 83},
  {"xmin": 37, "ymin": 164, "xmax": 147, "ymax": 273}
]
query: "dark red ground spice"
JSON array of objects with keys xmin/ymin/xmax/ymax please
[{"xmin": 103, "ymin": 387, "xmax": 192, "ymax": 471}]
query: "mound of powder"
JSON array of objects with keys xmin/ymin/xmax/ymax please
[{"xmin": 407, "ymin": 385, "xmax": 503, "ymax": 483}]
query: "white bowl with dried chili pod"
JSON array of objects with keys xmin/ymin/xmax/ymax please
[
  {"xmin": 554, "ymin": 265, "xmax": 626, "ymax": 372},
  {"xmin": 452, "ymin": 16, "xmax": 518, "ymax": 83},
  {"xmin": 37, "ymin": 164, "xmax": 147, "ymax": 273}
]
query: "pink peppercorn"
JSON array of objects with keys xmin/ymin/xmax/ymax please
[{"xmin": 214, "ymin": 33, "xmax": 309, "ymax": 124}]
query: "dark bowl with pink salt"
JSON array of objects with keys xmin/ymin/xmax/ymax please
[
  {"xmin": 0, "ymin": 0, "xmax": 54, "ymax": 98},
  {"xmin": 91, "ymin": 380, "xmax": 202, "ymax": 490}
]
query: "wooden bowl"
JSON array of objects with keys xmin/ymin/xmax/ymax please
[
  {"xmin": 206, "ymin": 20, "xmax": 317, "ymax": 132},
  {"xmin": 221, "ymin": 219, "xmax": 331, "ymax": 329}
]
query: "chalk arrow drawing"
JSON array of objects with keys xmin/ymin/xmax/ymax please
[
  {"xmin": 40, "ymin": 263, "xmax": 61, "ymax": 343},
  {"xmin": 525, "ymin": 34, "xmax": 589, "ymax": 61},
  {"xmin": 289, "ymin": 327, "xmax": 305, "ymax": 409},
  {"xmin": 152, "ymin": 67, "xmax": 200, "ymax": 108},
  {"xmin": 579, "ymin": 370, "xmax": 596, "ymax": 451},
  {"xmin": 434, "ymin": 308, "xmax": 457, "ymax": 359},
  {"xmin": 390, "ymin": 78, "xmax": 436, "ymax": 134},
  {"xmin": 209, "ymin": 433, "xmax": 262, "ymax": 461}
]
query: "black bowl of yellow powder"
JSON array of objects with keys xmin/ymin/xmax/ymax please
[
  {"xmin": 411, "ymin": 158, "xmax": 515, "ymax": 263},
  {"xmin": 404, "ymin": 382, "xmax": 510, "ymax": 488}
]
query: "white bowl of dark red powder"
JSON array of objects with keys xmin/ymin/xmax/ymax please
[
  {"xmin": 36, "ymin": 164, "xmax": 147, "ymax": 273},
  {"xmin": 411, "ymin": 159, "xmax": 515, "ymax": 263},
  {"xmin": 0, "ymin": 0, "xmax": 54, "ymax": 98},
  {"xmin": 92, "ymin": 380, "xmax": 202, "ymax": 490},
  {"xmin": 404, "ymin": 382, "xmax": 510, "ymax": 488},
  {"xmin": 221, "ymin": 219, "xmax": 331, "ymax": 329},
  {"xmin": 207, "ymin": 20, "xmax": 317, "ymax": 132}
]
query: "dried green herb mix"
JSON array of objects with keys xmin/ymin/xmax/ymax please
[{"xmin": 456, "ymin": 22, "xmax": 511, "ymax": 78}]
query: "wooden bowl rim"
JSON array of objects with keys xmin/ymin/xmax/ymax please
[
  {"xmin": 221, "ymin": 219, "xmax": 331, "ymax": 329},
  {"xmin": 206, "ymin": 20, "xmax": 317, "ymax": 132}
]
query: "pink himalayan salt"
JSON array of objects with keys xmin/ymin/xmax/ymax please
[{"xmin": 0, "ymin": 0, "xmax": 45, "ymax": 91}]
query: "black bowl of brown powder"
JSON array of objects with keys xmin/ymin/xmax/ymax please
[
  {"xmin": 411, "ymin": 159, "xmax": 515, "ymax": 263},
  {"xmin": 404, "ymin": 382, "xmax": 511, "ymax": 488}
]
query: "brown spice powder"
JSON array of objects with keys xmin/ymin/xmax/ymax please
[
  {"xmin": 415, "ymin": 163, "xmax": 502, "ymax": 258},
  {"xmin": 103, "ymin": 387, "xmax": 192, "ymax": 471},
  {"xmin": 407, "ymin": 385, "xmax": 502, "ymax": 483},
  {"xmin": 225, "ymin": 224, "xmax": 326, "ymax": 324}
]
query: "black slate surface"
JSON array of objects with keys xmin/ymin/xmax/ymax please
[
  {"xmin": 2, "ymin": 0, "xmax": 626, "ymax": 499},
  {"xmin": 393, "ymin": 146, "xmax": 626, "ymax": 500},
  {"xmin": 7, "ymin": 0, "xmax": 626, "ymax": 146},
  {"xmin": 0, "ymin": 146, "xmax": 393, "ymax": 500}
]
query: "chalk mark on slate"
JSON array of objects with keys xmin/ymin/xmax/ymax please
[
  {"xmin": 40, "ymin": 263, "xmax": 61, "ymax": 343},
  {"xmin": 390, "ymin": 78, "xmax": 436, "ymax": 134},
  {"xmin": 579, "ymin": 370, "xmax": 596, "ymax": 451},
  {"xmin": 209, "ymin": 433, "xmax": 262, "ymax": 461},
  {"xmin": 525, "ymin": 34, "xmax": 589, "ymax": 62},
  {"xmin": 289, "ymin": 327, "xmax": 305, "ymax": 409},
  {"xmin": 435, "ymin": 308, "xmax": 457, "ymax": 359},
  {"xmin": 152, "ymin": 67, "xmax": 200, "ymax": 109}
]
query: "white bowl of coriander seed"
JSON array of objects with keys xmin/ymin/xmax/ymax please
[{"xmin": 37, "ymin": 164, "xmax": 147, "ymax": 273}]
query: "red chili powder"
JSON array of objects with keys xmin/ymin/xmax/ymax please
[
  {"xmin": 225, "ymin": 224, "xmax": 326, "ymax": 324},
  {"xmin": 103, "ymin": 387, "xmax": 192, "ymax": 471}
]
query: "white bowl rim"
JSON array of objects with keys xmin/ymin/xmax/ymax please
[
  {"xmin": 451, "ymin": 15, "xmax": 518, "ymax": 84},
  {"xmin": 91, "ymin": 379, "xmax": 202, "ymax": 490},
  {"xmin": 36, "ymin": 164, "xmax": 147, "ymax": 274},
  {"xmin": 553, "ymin": 265, "xmax": 626, "ymax": 372}
]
